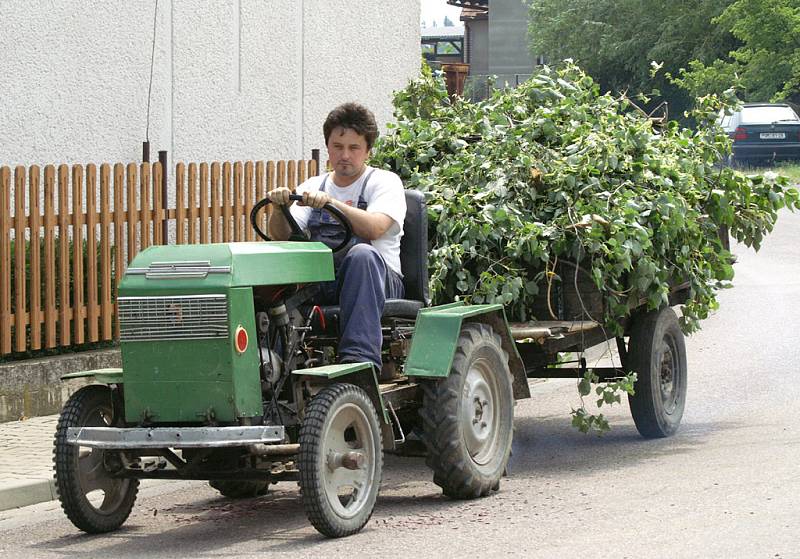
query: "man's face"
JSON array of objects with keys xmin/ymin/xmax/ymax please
[{"xmin": 327, "ymin": 126, "xmax": 370, "ymax": 178}]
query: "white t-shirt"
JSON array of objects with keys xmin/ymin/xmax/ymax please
[{"xmin": 290, "ymin": 166, "xmax": 406, "ymax": 276}]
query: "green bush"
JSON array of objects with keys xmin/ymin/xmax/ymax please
[
  {"xmin": 372, "ymin": 62, "xmax": 798, "ymax": 334},
  {"xmin": 371, "ymin": 62, "xmax": 797, "ymax": 433}
]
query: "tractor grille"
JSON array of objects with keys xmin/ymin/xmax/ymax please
[{"xmin": 118, "ymin": 295, "xmax": 228, "ymax": 341}]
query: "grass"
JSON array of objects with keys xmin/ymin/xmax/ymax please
[
  {"xmin": 770, "ymin": 162, "xmax": 800, "ymax": 183},
  {"xmin": 741, "ymin": 162, "xmax": 800, "ymax": 184}
]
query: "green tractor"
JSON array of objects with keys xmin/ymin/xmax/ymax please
[
  {"xmin": 54, "ymin": 191, "xmax": 530, "ymax": 537},
  {"xmin": 54, "ymin": 189, "xmax": 690, "ymax": 537}
]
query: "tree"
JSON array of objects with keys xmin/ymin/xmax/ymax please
[
  {"xmin": 528, "ymin": 0, "xmax": 738, "ymax": 117},
  {"xmin": 675, "ymin": 0, "xmax": 800, "ymax": 103}
]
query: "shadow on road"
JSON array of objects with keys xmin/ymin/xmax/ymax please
[
  {"xmin": 29, "ymin": 414, "xmax": 743, "ymax": 557},
  {"xmin": 509, "ymin": 412, "xmax": 743, "ymax": 478},
  {"xmin": 34, "ymin": 491, "xmax": 317, "ymax": 557},
  {"xmin": 29, "ymin": 456, "xmax": 447, "ymax": 557}
]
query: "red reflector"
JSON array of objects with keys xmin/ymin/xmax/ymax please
[
  {"xmin": 235, "ymin": 326, "xmax": 248, "ymax": 353},
  {"xmin": 734, "ymin": 127, "xmax": 748, "ymax": 140}
]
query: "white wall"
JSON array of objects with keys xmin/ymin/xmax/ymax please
[{"xmin": 0, "ymin": 0, "xmax": 421, "ymax": 168}]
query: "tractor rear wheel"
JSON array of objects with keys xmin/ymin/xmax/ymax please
[
  {"xmin": 209, "ymin": 479, "xmax": 270, "ymax": 499},
  {"xmin": 420, "ymin": 323, "xmax": 514, "ymax": 499},
  {"xmin": 298, "ymin": 383, "xmax": 383, "ymax": 538},
  {"xmin": 53, "ymin": 385, "xmax": 139, "ymax": 533},
  {"xmin": 627, "ymin": 306, "xmax": 688, "ymax": 438}
]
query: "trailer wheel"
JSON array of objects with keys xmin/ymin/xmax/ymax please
[
  {"xmin": 209, "ymin": 479, "xmax": 270, "ymax": 499},
  {"xmin": 627, "ymin": 307, "xmax": 687, "ymax": 438},
  {"xmin": 298, "ymin": 383, "xmax": 383, "ymax": 538},
  {"xmin": 53, "ymin": 385, "xmax": 139, "ymax": 533},
  {"xmin": 420, "ymin": 323, "xmax": 514, "ymax": 499}
]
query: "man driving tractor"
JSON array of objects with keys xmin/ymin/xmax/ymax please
[{"xmin": 266, "ymin": 102, "xmax": 406, "ymax": 371}]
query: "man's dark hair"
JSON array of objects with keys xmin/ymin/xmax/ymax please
[{"xmin": 323, "ymin": 103, "xmax": 379, "ymax": 150}]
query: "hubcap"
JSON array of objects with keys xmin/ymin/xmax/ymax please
[
  {"xmin": 76, "ymin": 406, "xmax": 132, "ymax": 513},
  {"xmin": 659, "ymin": 337, "xmax": 680, "ymax": 414},
  {"xmin": 321, "ymin": 403, "xmax": 375, "ymax": 519},
  {"xmin": 461, "ymin": 358, "xmax": 500, "ymax": 465}
]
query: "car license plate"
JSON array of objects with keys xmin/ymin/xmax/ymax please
[{"xmin": 760, "ymin": 132, "xmax": 786, "ymax": 139}]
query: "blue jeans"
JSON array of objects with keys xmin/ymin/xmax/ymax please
[{"xmin": 318, "ymin": 244, "xmax": 404, "ymax": 369}]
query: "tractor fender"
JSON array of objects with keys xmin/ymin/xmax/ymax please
[
  {"xmin": 61, "ymin": 368, "xmax": 124, "ymax": 385},
  {"xmin": 404, "ymin": 303, "xmax": 530, "ymax": 400},
  {"xmin": 292, "ymin": 363, "xmax": 388, "ymax": 425}
]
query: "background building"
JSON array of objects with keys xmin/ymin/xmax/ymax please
[
  {"xmin": 421, "ymin": 25, "xmax": 465, "ymax": 66},
  {"xmin": 0, "ymin": 1, "xmax": 421, "ymax": 167},
  {"xmin": 447, "ymin": 0, "xmax": 541, "ymax": 99}
]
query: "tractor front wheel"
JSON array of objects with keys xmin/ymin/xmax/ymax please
[
  {"xmin": 298, "ymin": 383, "xmax": 383, "ymax": 538},
  {"xmin": 420, "ymin": 323, "xmax": 514, "ymax": 499},
  {"xmin": 53, "ymin": 385, "xmax": 139, "ymax": 533}
]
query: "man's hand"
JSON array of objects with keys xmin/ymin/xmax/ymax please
[
  {"xmin": 267, "ymin": 187, "xmax": 294, "ymax": 206},
  {"xmin": 302, "ymin": 190, "xmax": 331, "ymax": 209},
  {"xmin": 267, "ymin": 187, "xmax": 331, "ymax": 210}
]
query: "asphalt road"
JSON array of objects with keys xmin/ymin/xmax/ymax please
[{"xmin": 1, "ymin": 210, "xmax": 798, "ymax": 559}]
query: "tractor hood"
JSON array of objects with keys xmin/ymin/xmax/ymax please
[{"xmin": 118, "ymin": 242, "xmax": 334, "ymax": 295}]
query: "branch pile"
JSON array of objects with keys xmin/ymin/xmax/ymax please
[{"xmin": 372, "ymin": 63, "xmax": 798, "ymax": 333}]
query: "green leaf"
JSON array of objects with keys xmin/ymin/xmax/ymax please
[{"xmin": 578, "ymin": 376, "xmax": 592, "ymax": 396}]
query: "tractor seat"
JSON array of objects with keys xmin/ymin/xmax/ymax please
[{"xmin": 320, "ymin": 189, "xmax": 430, "ymax": 323}]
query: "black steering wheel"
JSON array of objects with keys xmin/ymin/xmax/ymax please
[{"xmin": 249, "ymin": 194, "xmax": 354, "ymax": 253}]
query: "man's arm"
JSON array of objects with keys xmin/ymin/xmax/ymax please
[
  {"xmin": 301, "ymin": 190, "xmax": 393, "ymax": 241},
  {"xmin": 266, "ymin": 187, "xmax": 303, "ymax": 241},
  {"xmin": 267, "ymin": 204, "xmax": 293, "ymax": 241}
]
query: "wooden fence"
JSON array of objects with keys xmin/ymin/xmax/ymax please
[{"xmin": 0, "ymin": 158, "xmax": 318, "ymax": 356}]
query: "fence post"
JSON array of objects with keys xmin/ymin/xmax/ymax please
[
  {"xmin": 14, "ymin": 167, "xmax": 27, "ymax": 352},
  {"xmin": 158, "ymin": 150, "xmax": 168, "ymax": 243},
  {"xmin": 43, "ymin": 165, "xmax": 57, "ymax": 348},
  {"xmin": 0, "ymin": 167, "xmax": 11, "ymax": 354},
  {"xmin": 29, "ymin": 166, "xmax": 42, "ymax": 350},
  {"xmin": 71, "ymin": 165, "xmax": 84, "ymax": 345},
  {"xmin": 58, "ymin": 165, "xmax": 70, "ymax": 346},
  {"xmin": 311, "ymin": 149, "xmax": 320, "ymax": 176}
]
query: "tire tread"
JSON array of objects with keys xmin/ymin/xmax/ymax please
[
  {"xmin": 419, "ymin": 324, "xmax": 513, "ymax": 499},
  {"xmin": 298, "ymin": 383, "xmax": 383, "ymax": 538},
  {"xmin": 627, "ymin": 307, "xmax": 687, "ymax": 438},
  {"xmin": 53, "ymin": 385, "xmax": 139, "ymax": 533}
]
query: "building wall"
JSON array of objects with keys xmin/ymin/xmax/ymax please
[
  {"xmin": 488, "ymin": 0, "xmax": 534, "ymax": 75},
  {"xmin": 466, "ymin": 19, "xmax": 489, "ymax": 75},
  {"xmin": 303, "ymin": 1, "xmax": 420, "ymax": 165},
  {"xmin": 0, "ymin": 0, "xmax": 421, "ymax": 169}
]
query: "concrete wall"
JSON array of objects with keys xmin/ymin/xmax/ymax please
[
  {"xmin": 0, "ymin": 0, "xmax": 420, "ymax": 169},
  {"xmin": 466, "ymin": 19, "xmax": 489, "ymax": 74},
  {"xmin": 0, "ymin": 349, "xmax": 120, "ymax": 423},
  {"xmin": 488, "ymin": 0, "xmax": 534, "ymax": 75}
]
